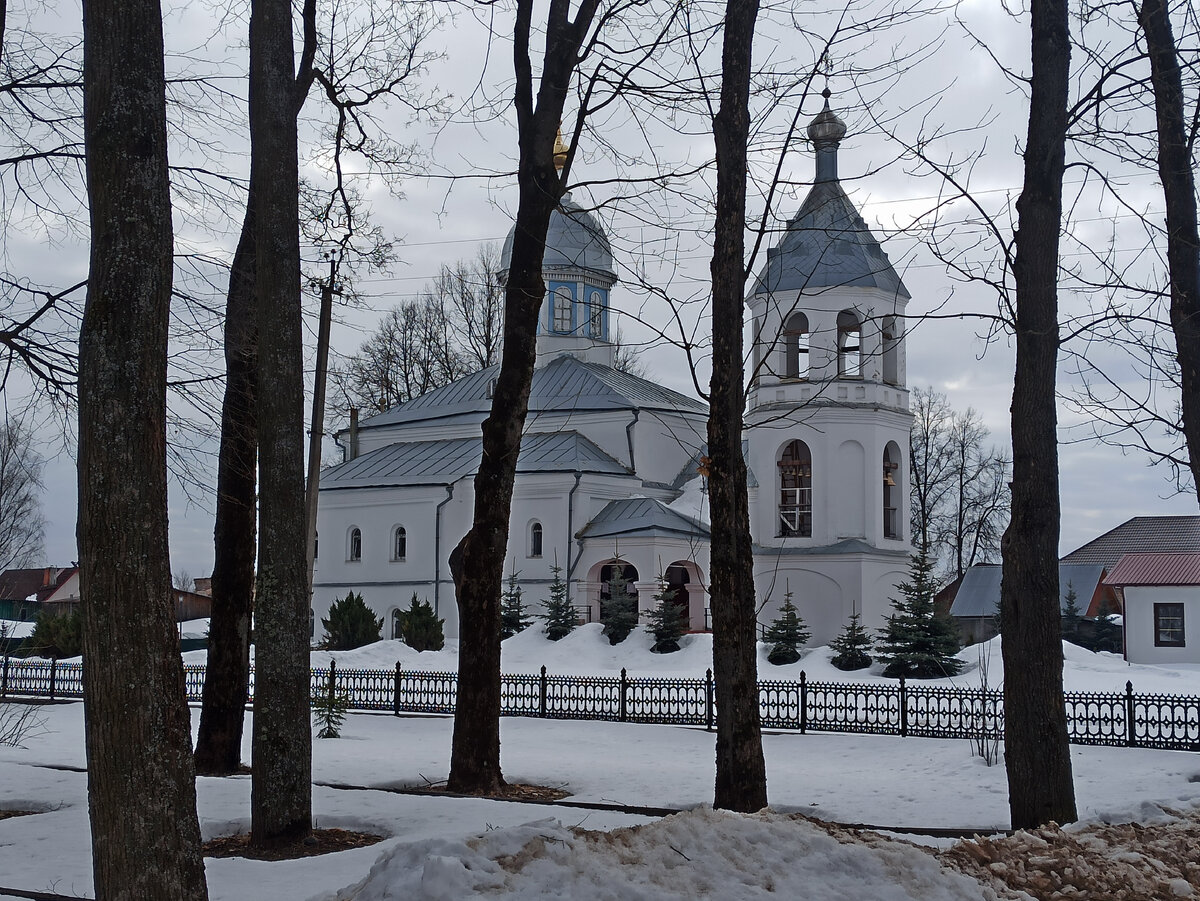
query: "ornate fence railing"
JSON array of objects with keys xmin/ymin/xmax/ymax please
[{"xmin": 3, "ymin": 656, "xmax": 1197, "ymax": 751}]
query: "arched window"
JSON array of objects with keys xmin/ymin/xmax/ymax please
[
  {"xmin": 553, "ymin": 286, "xmax": 572, "ymax": 333},
  {"xmin": 882, "ymin": 316, "xmax": 901, "ymax": 385},
  {"xmin": 783, "ymin": 312, "xmax": 810, "ymax": 379},
  {"xmin": 883, "ymin": 442, "xmax": 902, "ymax": 539},
  {"xmin": 348, "ymin": 527, "xmax": 362, "ymax": 562},
  {"xmin": 393, "ymin": 526, "xmax": 407, "ymax": 561},
  {"xmin": 313, "ymin": 531, "xmax": 318, "ymax": 560},
  {"xmin": 837, "ymin": 310, "xmax": 862, "ymax": 378},
  {"xmin": 309, "ymin": 608, "xmax": 315, "ymax": 640},
  {"xmin": 778, "ymin": 440, "xmax": 813, "ymax": 537},
  {"xmin": 529, "ymin": 521, "xmax": 543, "ymax": 558},
  {"xmin": 588, "ymin": 291, "xmax": 604, "ymax": 338},
  {"xmin": 391, "ymin": 609, "xmax": 403, "ymax": 640}
]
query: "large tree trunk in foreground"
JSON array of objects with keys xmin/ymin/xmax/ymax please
[
  {"xmin": 1001, "ymin": 0, "xmax": 1077, "ymax": 831},
  {"xmin": 1139, "ymin": 0, "xmax": 1200, "ymax": 505},
  {"xmin": 447, "ymin": 0, "xmax": 599, "ymax": 794},
  {"xmin": 707, "ymin": 0, "xmax": 767, "ymax": 814},
  {"xmin": 194, "ymin": 196, "xmax": 258, "ymax": 776},
  {"xmin": 78, "ymin": 0, "xmax": 208, "ymax": 896},
  {"xmin": 249, "ymin": 0, "xmax": 312, "ymax": 846}
]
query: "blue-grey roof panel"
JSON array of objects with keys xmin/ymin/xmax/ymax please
[
  {"xmin": 578, "ymin": 497, "xmax": 709, "ymax": 540},
  {"xmin": 321, "ymin": 430, "xmax": 630, "ymax": 490},
  {"xmin": 500, "ymin": 194, "xmax": 616, "ymax": 281},
  {"xmin": 949, "ymin": 563, "xmax": 1108, "ymax": 618},
  {"xmin": 358, "ymin": 354, "xmax": 705, "ymax": 430},
  {"xmin": 751, "ymin": 180, "xmax": 910, "ymax": 299}
]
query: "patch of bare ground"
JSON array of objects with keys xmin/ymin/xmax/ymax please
[
  {"xmin": 941, "ymin": 809, "xmax": 1200, "ymax": 900},
  {"xmin": 0, "ymin": 809, "xmax": 37, "ymax": 821},
  {"xmin": 412, "ymin": 782, "xmax": 570, "ymax": 802},
  {"xmin": 203, "ymin": 828, "xmax": 384, "ymax": 861}
]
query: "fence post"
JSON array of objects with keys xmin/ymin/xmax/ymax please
[
  {"xmin": 705, "ymin": 668, "xmax": 714, "ymax": 732},
  {"xmin": 899, "ymin": 675, "xmax": 907, "ymax": 738},
  {"xmin": 327, "ymin": 658, "xmax": 337, "ymax": 707},
  {"xmin": 1, "ymin": 654, "xmax": 7, "ymax": 699},
  {"xmin": 393, "ymin": 661, "xmax": 402, "ymax": 716},
  {"xmin": 799, "ymin": 671, "xmax": 807, "ymax": 734},
  {"xmin": 49, "ymin": 657, "xmax": 57, "ymax": 701},
  {"xmin": 619, "ymin": 667, "xmax": 628, "ymax": 723},
  {"xmin": 539, "ymin": 665, "xmax": 548, "ymax": 718},
  {"xmin": 1125, "ymin": 680, "xmax": 1136, "ymax": 748}
]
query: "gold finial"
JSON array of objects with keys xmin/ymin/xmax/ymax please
[{"xmin": 553, "ymin": 127, "xmax": 570, "ymax": 171}]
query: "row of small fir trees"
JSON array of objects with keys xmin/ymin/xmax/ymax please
[{"xmin": 501, "ymin": 564, "xmax": 688, "ymax": 654}]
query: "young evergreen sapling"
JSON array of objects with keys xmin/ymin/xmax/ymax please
[
  {"xmin": 645, "ymin": 575, "xmax": 686, "ymax": 653},
  {"xmin": 876, "ymin": 550, "xmax": 963, "ymax": 678},
  {"xmin": 396, "ymin": 593, "xmax": 445, "ymax": 651},
  {"xmin": 1061, "ymin": 581, "xmax": 1082, "ymax": 646},
  {"xmin": 500, "ymin": 566, "xmax": 532, "ymax": 640},
  {"xmin": 600, "ymin": 564, "xmax": 639, "ymax": 645},
  {"xmin": 829, "ymin": 611, "xmax": 873, "ymax": 671},
  {"xmin": 321, "ymin": 591, "xmax": 384, "ymax": 651},
  {"xmin": 539, "ymin": 565, "xmax": 578, "ymax": 641},
  {"xmin": 763, "ymin": 590, "xmax": 810, "ymax": 665}
]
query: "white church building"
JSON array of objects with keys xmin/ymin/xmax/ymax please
[{"xmin": 312, "ymin": 95, "xmax": 914, "ymax": 646}]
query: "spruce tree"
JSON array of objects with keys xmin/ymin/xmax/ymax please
[
  {"xmin": 763, "ymin": 590, "xmax": 810, "ymax": 665},
  {"xmin": 829, "ymin": 612, "xmax": 873, "ymax": 671},
  {"xmin": 1061, "ymin": 582, "xmax": 1082, "ymax": 646},
  {"xmin": 645, "ymin": 575, "xmax": 686, "ymax": 653},
  {"xmin": 876, "ymin": 550, "xmax": 963, "ymax": 678},
  {"xmin": 600, "ymin": 564, "xmax": 639, "ymax": 645},
  {"xmin": 1089, "ymin": 597, "xmax": 1122, "ymax": 653},
  {"xmin": 397, "ymin": 594, "xmax": 445, "ymax": 652},
  {"xmin": 500, "ymin": 567, "xmax": 532, "ymax": 640},
  {"xmin": 321, "ymin": 591, "xmax": 383, "ymax": 651},
  {"xmin": 539, "ymin": 565, "xmax": 577, "ymax": 641}
]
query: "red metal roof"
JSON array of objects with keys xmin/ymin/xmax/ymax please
[{"xmin": 1103, "ymin": 553, "xmax": 1200, "ymax": 586}]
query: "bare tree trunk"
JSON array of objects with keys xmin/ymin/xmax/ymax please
[
  {"xmin": 78, "ymin": 0, "xmax": 208, "ymax": 895},
  {"xmin": 447, "ymin": 0, "xmax": 598, "ymax": 794},
  {"xmin": 1001, "ymin": 0, "xmax": 1077, "ymax": 831},
  {"xmin": 195, "ymin": 196, "xmax": 257, "ymax": 776},
  {"xmin": 1139, "ymin": 0, "xmax": 1200, "ymax": 505},
  {"xmin": 708, "ymin": 0, "xmax": 767, "ymax": 814},
  {"xmin": 249, "ymin": 0, "xmax": 311, "ymax": 846}
]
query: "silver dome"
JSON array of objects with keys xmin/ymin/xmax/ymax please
[{"xmin": 500, "ymin": 193, "xmax": 616, "ymax": 285}]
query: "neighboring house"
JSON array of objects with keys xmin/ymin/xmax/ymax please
[
  {"xmin": 39, "ymin": 568, "xmax": 211, "ymax": 623},
  {"xmin": 0, "ymin": 566, "xmax": 76, "ymax": 621},
  {"xmin": 947, "ymin": 563, "xmax": 1114, "ymax": 645},
  {"xmin": 1105, "ymin": 553, "xmax": 1200, "ymax": 665},
  {"xmin": 1062, "ymin": 516, "xmax": 1200, "ymax": 569},
  {"xmin": 313, "ymin": 97, "xmax": 914, "ymax": 645}
]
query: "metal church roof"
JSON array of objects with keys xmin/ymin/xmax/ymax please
[
  {"xmin": 321, "ymin": 430, "xmax": 631, "ymax": 490},
  {"xmin": 577, "ymin": 497, "xmax": 709, "ymax": 541},
  {"xmin": 949, "ymin": 563, "xmax": 1108, "ymax": 618},
  {"xmin": 357, "ymin": 354, "xmax": 706, "ymax": 431},
  {"xmin": 500, "ymin": 193, "xmax": 616, "ymax": 284}
]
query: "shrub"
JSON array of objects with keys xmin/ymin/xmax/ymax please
[
  {"xmin": 396, "ymin": 594, "xmax": 445, "ymax": 652},
  {"xmin": 21, "ymin": 609, "xmax": 82, "ymax": 659},
  {"xmin": 600, "ymin": 566, "xmax": 639, "ymax": 646},
  {"xmin": 763, "ymin": 591, "xmax": 810, "ymax": 665},
  {"xmin": 645, "ymin": 576, "xmax": 686, "ymax": 654},
  {"xmin": 321, "ymin": 591, "xmax": 383, "ymax": 651},
  {"xmin": 829, "ymin": 612, "xmax": 873, "ymax": 671},
  {"xmin": 500, "ymin": 567, "xmax": 533, "ymax": 640},
  {"xmin": 311, "ymin": 690, "xmax": 349, "ymax": 739}
]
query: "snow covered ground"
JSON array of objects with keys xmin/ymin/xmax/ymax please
[{"xmin": 1, "ymin": 628, "xmax": 1198, "ymax": 899}]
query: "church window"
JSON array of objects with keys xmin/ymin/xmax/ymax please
[
  {"xmin": 309, "ymin": 608, "xmax": 315, "ymax": 639},
  {"xmin": 529, "ymin": 521, "xmax": 543, "ymax": 558},
  {"xmin": 393, "ymin": 526, "xmax": 407, "ymax": 561},
  {"xmin": 837, "ymin": 310, "xmax": 862, "ymax": 378},
  {"xmin": 882, "ymin": 316, "xmax": 901, "ymax": 386},
  {"xmin": 588, "ymin": 291, "xmax": 603, "ymax": 338},
  {"xmin": 883, "ymin": 442, "xmax": 901, "ymax": 540},
  {"xmin": 553, "ymin": 286, "xmax": 572, "ymax": 333},
  {"xmin": 348, "ymin": 527, "xmax": 362, "ymax": 562},
  {"xmin": 778, "ymin": 440, "xmax": 813, "ymax": 537},
  {"xmin": 783, "ymin": 312, "xmax": 810, "ymax": 379}
]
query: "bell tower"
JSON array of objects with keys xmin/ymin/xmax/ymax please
[{"xmin": 744, "ymin": 91, "xmax": 914, "ymax": 641}]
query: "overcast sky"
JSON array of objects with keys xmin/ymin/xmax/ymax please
[{"xmin": 22, "ymin": 0, "xmax": 1200, "ymax": 580}]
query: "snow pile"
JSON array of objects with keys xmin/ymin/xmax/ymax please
[
  {"xmin": 943, "ymin": 805, "xmax": 1200, "ymax": 899},
  {"xmin": 340, "ymin": 807, "xmax": 1013, "ymax": 901}
]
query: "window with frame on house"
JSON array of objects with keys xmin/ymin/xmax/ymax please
[{"xmin": 1154, "ymin": 603, "xmax": 1185, "ymax": 647}]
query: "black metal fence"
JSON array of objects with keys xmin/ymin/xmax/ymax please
[{"xmin": 3, "ymin": 656, "xmax": 1198, "ymax": 751}]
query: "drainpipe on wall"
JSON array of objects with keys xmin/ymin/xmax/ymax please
[
  {"xmin": 565, "ymin": 471, "xmax": 583, "ymax": 604},
  {"xmin": 625, "ymin": 408, "xmax": 640, "ymax": 473},
  {"xmin": 433, "ymin": 482, "xmax": 455, "ymax": 616}
]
